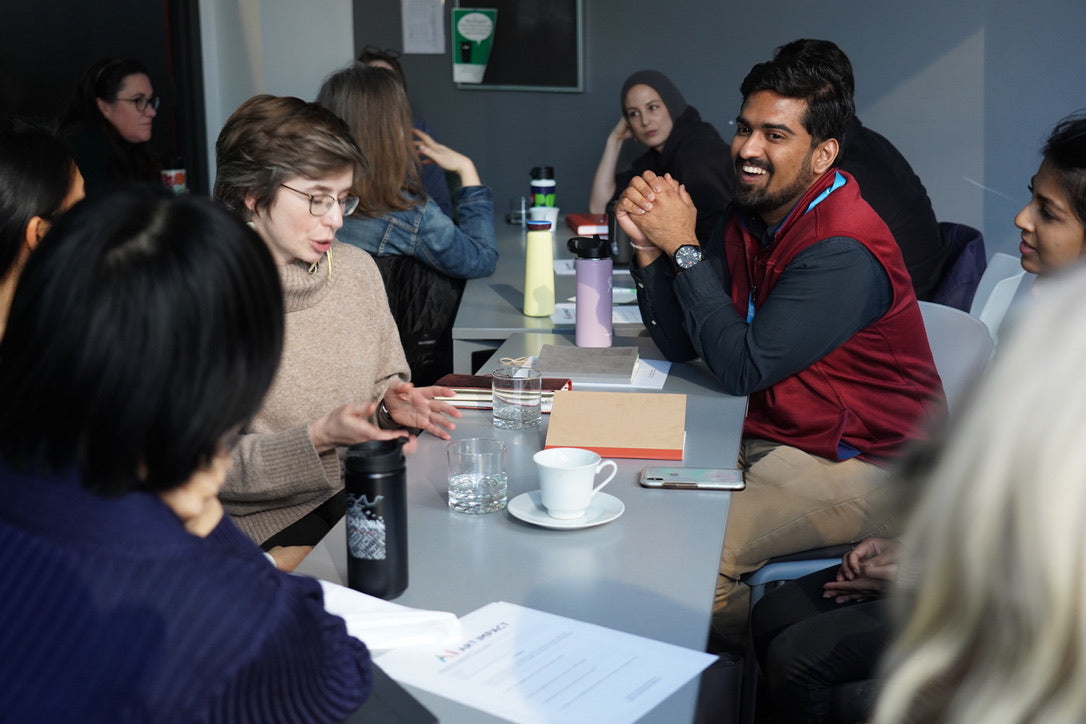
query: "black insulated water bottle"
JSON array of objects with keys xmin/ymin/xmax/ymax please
[{"xmin": 344, "ymin": 438, "xmax": 408, "ymax": 599}]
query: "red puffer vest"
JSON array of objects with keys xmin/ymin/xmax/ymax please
[{"xmin": 726, "ymin": 170, "xmax": 944, "ymax": 464}]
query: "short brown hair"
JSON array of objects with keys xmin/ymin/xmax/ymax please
[{"xmin": 213, "ymin": 94, "xmax": 367, "ymax": 218}]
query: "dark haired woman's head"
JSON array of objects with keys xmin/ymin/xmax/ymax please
[
  {"xmin": 619, "ymin": 70, "xmax": 688, "ymax": 152},
  {"xmin": 620, "ymin": 70, "xmax": 688, "ymax": 120},
  {"xmin": 1042, "ymin": 116, "xmax": 1086, "ymax": 225},
  {"xmin": 316, "ymin": 65, "xmax": 420, "ymax": 215},
  {"xmin": 214, "ymin": 94, "xmax": 367, "ymax": 219},
  {"xmin": 61, "ymin": 58, "xmax": 161, "ymax": 188},
  {"xmin": 357, "ymin": 46, "xmax": 407, "ymax": 88},
  {"xmin": 0, "ymin": 120, "xmax": 84, "ymax": 287},
  {"xmin": 1013, "ymin": 114, "xmax": 1086, "ymax": 276},
  {"xmin": 739, "ymin": 53, "xmax": 854, "ymax": 147},
  {"xmin": 64, "ymin": 58, "xmax": 157, "ymax": 144},
  {"xmin": 0, "ymin": 186, "xmax": 284, "ymax": 496}
]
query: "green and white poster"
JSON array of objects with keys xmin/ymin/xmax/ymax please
[{"xmin": 451, "ymin": 8, "xmax": 497, "ymax": 83}]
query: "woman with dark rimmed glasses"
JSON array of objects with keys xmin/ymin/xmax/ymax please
[{"xmin": 60, "ymin": 57, "xmax": 162, "ymax": 193}]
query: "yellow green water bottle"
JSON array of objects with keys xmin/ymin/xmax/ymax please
[{"xmin": 523, "ymin": 219, "xmax": 555, "ymax": 317}]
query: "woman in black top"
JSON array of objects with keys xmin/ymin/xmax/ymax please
[
  {"xmin": 589, "ymin": 70, "xmax": 733, "ymax": 242},
  {"xmin": 60, "ymin": 57, "xmax": 161, "ymax": 193}
]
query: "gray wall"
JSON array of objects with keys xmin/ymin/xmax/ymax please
[
  {"xmin": 199, "ymin": 0, "xmax": 355, "ymax": 189},
  {"xmin": 354, "ymin": 0, "xmax": 1086, "ymax": 257}
]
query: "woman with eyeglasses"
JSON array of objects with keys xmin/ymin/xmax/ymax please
[
  {"xmin": 60, "ymin": 57, "xmax": 162, "ymax": 193},
  {"xmin": 0, "ymin": 120, "xmax": 86, "ymax": 337},
  {"xmin": 213, "ymin": 95, "xmax": 460, "ymax": 566}
]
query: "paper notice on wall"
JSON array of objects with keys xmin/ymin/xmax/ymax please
[
  {"xmin": 452, "ymin": 8, "xmax": 497, "ymax": 83},
  {"xmin": 401, "ymin": 0, "xmax": 445, "ymax": 54}
]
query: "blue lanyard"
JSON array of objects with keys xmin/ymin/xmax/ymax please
[{"xmin": 746, "ymin": 171, "xmax": 846, "ymax": 323}]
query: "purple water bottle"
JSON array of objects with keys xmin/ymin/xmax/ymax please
[{"xmin": 567, "ymin": 236, "xmax": 613, "ymax": 347}]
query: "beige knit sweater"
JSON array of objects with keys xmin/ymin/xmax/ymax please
[{"xmin": 222, "ymin": 242, "xmax": 409, "ymax": 544}]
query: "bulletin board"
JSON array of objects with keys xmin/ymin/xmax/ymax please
[{"xmin": 454, "ymin": 0, "xmax": 583, "ymax": 92}]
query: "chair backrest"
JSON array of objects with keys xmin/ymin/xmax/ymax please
[
  {"xmin": 370, "ymin": 254, "xmax": 466, "ymax": 386},
  {"xmin": 930, "ymin": 221, "xmax": 987, "ymax": 311},
  {"xmin": 969, "ymin": 252, "xmax": 1028, "ymax": 337},
  {"xmin": 970, "ymin": 252, "xmax": 1023, "ymax": 313},
  {"xmin": 918, "ymin": 300, "xmax": 995, "ymax": 413}
]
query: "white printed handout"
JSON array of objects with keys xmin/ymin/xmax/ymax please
[
  {"xmin": 375, "ymin": 601, "xmax": 716, "ymax": 723},
  {"xmin": 551, "ymin": 302, "xmax": 644, "ymax": 327}
]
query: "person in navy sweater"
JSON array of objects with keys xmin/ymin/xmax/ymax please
[{"xmin": 0, "ymin": 187, "xmax": 372, "ymax": 722}]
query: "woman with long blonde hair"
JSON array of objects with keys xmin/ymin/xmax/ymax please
[{"xmin": 874, "ymin": 260, "xmax": 1086, "ymax": 722}]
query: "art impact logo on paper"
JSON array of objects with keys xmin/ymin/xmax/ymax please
[{"xmin": 433, "ymin": 621, "xmax": 511, "ymax": 664}]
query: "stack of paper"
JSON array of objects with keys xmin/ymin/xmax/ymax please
[
  {"xmin": 318, "ymin": 580, "xmax": 460, "ymax": 651},
  {"xmin": 375, "ymin": 601, "xmax": 716, "ymax": 723}
]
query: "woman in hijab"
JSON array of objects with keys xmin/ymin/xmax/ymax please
[{"xmin": 589, "ymin": 70, "xmax": 733, "ymax": 241}]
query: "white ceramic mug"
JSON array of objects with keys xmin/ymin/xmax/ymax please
[{"xmin": 533, "ymin": 447, "xmax": 618, "ymax": 519}]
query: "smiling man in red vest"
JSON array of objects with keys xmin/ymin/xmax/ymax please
[{"xmin": 617, "ymin": 53, "xmax": 945, "ymax": 651}]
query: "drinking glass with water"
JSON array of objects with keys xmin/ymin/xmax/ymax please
[
  {"xmin": 446, "ymin": 438, "xmax": 508, "ymax": 514},
  {"xmin": 491, "ymin": 365, "xmax": 542, "ymax": 430}
]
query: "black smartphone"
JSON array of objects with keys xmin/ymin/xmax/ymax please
[{"xmin": 639, "ymin": 467, "xmax": 745, "ymax": 490}]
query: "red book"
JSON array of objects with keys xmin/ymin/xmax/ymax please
[{"xmin": 566, "ymin": 213, "xmax": 609, "ymax": 236}]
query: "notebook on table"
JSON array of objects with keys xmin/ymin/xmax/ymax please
[{"xmin": 545, "ymin": 390, "xmax": 687, "ymax": 460}]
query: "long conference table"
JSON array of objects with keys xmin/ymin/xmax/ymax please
[
  {"xmin": 296, "ymin": 330, "xmax": 748, "ymax": 722},
  {"xmin": 450, "ymin": 219, "xmax": 644, "ymax": 372}
]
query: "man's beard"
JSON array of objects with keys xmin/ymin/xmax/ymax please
[{"xmin": 733, "ymin": 153, "xmax": 816, "ymax": 217}]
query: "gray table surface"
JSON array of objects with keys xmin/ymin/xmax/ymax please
[
  {"xmin": 451, "ymin": 218, "xmax": 641, "ymax": 372},
  {"xmin": 297, "ymin": 334, "xmax": 747, "ymax": 722}
]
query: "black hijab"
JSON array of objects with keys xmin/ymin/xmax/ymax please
[{"xmin": 619, "ymin": 70, "xmax": 688, "ymax": 120}]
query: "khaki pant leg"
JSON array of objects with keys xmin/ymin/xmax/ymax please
[{"xmin": 710, "ymin": 439, "xmax": 895, "ymax": 648}]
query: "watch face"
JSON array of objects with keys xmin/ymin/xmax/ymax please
[{"xmin": 674, "ymin": 245, "xmax": 703, "ymax": 269}]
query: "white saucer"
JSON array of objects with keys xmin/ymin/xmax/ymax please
[{"xmin": 508, "ymin": 491, "xmax": 624, "ymax": 530}]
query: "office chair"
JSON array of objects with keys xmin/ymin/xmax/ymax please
[
  {"xmin": 931, "ymin": 221, "xmax": 987, "ymax": 311},
  {"xmin": 969, "ymin": 252, "xmax": 1028, "ymax": 341}
]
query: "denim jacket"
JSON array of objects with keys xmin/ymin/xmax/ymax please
[{"xmin": 337, "ymin": 185, "xmax": 497, "ymax": 279}]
